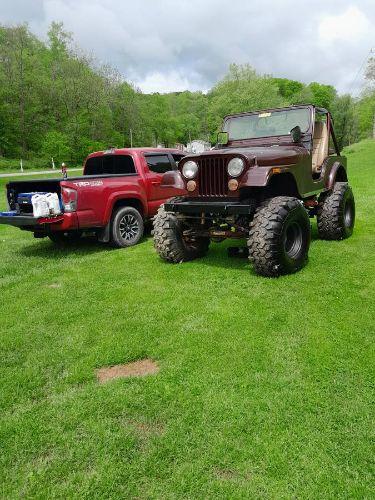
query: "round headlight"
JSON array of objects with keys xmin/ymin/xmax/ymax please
[
  {"xmin": 227, "ymin": 157, "xmax": 245, "ymax": 177},
  {"xmin": 182, "ymin": 160, "xmax": 198, "ymax": 179}
]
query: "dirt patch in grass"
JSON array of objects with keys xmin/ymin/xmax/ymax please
[
  {"xmin": 96, "ymin": 358, "xmax": 159, "ymax": 383},
  {"xmin": 214, "ymin": 468, "xmax": 237, "ymax": 481},
  {"xmin": 213, "ymin": 467, "xmax": 252, "ymax": 483},
  {"xmin": 128, "ymin": 420, "xmax": 165, "ymax": 436}
]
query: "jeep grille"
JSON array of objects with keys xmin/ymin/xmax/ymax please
[{"xmin": 197, "ymin": 157, "xmax": 228, "ymax": 197}]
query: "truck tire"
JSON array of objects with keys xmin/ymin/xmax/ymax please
[
  {"xmin": 248, "ymin": 196, "xmax": 311, "ymax": 277},
  {"xmin": 110, "ymin": 206, "xmax": 144, "ymax": 248},
  {"xmin": 48, "ymin": 231, "xmax": 82, "ymax": 244},
  {"xmin": 317, "ymin": 182, "xmax": 355, "ymax": 240},
  {"xmin": 153, "ymin": 206, "xmax": 209, "ymax": 262}
]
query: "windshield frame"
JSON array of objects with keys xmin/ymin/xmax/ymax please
[{"xmin": 222, "ymin": 105, "xmax": 314, "ymax": 143}]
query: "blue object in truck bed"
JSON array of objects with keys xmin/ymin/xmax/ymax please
[
  {"xmin": 17, "ymin": 192, "xmax": 47, "ymax": 203},
  {"xmin": 0, "ymin": 211, "xmax": 18, "ymax": 216}
]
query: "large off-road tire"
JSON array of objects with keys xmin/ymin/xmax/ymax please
[
  {"xmin": 110, "ymin": 206, "xmax": 144, "ymax": 248},
  {"xmin": 317, "ymin": 182, "xmax": 355, "ymax": 240},
  {"xmin": 248, "ymin": 196, "xmax": 311, "ymax": 277},
  {"xmin": 153, "ymin": 205, "xmax": 209, "ymax": 263},
  {"xmin": 48, "ymin": 231, "xmax": 82, "ymax": 244}
]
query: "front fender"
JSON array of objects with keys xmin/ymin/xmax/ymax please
[{"xmin": 239, "ymin": 166, "xmax": 275, "ymax": 188}]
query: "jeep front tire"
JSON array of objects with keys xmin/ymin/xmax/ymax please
[
  {"xmin": 248, "ymin": 196, "xmax": 311, "ymax": 277},
  {"xmin": 153, "ymin": 206, "xmax": 209, "ymax": 262}
]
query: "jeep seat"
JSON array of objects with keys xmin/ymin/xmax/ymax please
[{"xmin": 312, "ymin": 121, "xmax": 328, "ymax": 174}]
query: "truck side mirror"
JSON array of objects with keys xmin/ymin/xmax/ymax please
[
  {"xmin": 290, "ymin": 126, "xmax": 302, "ymax": 143},
  {"xmin": 217, "ymin": 132, "xmax": 229, "ymax": 146}
]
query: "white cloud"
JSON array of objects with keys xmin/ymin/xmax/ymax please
[
  {"xmin": 137, "ymin": 71, "xmax": 206, "ymax": 94},
  {"xmin": 1, "ymin": 0, "xmax": 374, "ymax": 95},
  {"xmin": 318, "ymin": 6, "xmax": 370, "ymax": 44}
]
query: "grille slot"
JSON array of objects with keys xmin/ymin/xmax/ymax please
[{"xmin": 197, "ymin": 157, "xmax": 228, "ymax": 197}]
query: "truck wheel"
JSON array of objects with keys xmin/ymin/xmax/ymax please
[
  {"xmin": 248, "ymin": 196, "xmax": 311, "ymax": 277},
  {"xmin": 49, "ymin": 231, "xmax": 82, "ymax": 244},
  {"xmin": 110, "ymin": 206, "xmax": 144, "ymax": 248},
  {"xmin": 153, "ymin": 206, "xmax": 209, "ymax": 262},
  {"xmin": 317, "ymin": 182, "xmax": 355, "ymax": 240}
]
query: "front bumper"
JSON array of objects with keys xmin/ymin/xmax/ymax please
[{"xmin": 164, "ymin": 199, "xmax": 253, "ymax": 215}]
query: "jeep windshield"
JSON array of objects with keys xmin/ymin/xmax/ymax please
[{"xmin": 223, "ymin": 108, "xmax": 311, "ymax": 141}]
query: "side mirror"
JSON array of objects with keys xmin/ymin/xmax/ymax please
[
  {"xmin": 290, "ymin": 125, "xmax": 302, "ymax": 143},
  {"xmin": 217, "ymin": 131, "xmax": 229, "ymax": 146}
]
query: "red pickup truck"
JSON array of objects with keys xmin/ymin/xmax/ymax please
[{"xmin": 0, "ymin": 148, "xmax": 186, "ymax": 247}]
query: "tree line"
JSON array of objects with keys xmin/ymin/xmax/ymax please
[{"xmin": 0, "ymin": 22, "xmax": 374, "ymax": 166}]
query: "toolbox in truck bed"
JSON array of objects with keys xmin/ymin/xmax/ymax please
[{"xmin": 17, "ymin": 192, "xmax": 48, "ymax": 214}]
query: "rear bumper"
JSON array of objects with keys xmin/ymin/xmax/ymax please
[
  {"xmin": 164, "ymin": 200, "xmax": 253, "ymax": 215},
  {"xmin": 0, "ymin": 212, "xmax": 78, "ymax": 231},
  {"xmin": 0, "ymin": 215, "xmax": 41, "ymax": 227}
]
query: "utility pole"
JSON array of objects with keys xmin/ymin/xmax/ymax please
[{"xmin": 130, "ymin": 128, "xmax": 133, "ymax": 148}]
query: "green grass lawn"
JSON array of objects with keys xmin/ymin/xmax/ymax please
[
  {"xmin": 0, "ymin": 156, "xmax": 81, "ymax": 173},
  {"xmin": 0, "ymin": 142, "xmax": 374, "ymax": 499}
]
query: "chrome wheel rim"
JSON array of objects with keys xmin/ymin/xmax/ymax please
[{"xmin": 119, "ymin": 214, "xmax": 140, "ymax": 241}]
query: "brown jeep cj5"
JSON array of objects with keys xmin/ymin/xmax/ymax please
[{"xmin": 153, "ymin": 105, "xmax": 355, "ymax": 276}]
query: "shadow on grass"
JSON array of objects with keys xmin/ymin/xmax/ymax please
[
  {"xmin": 19, "ymin": 236, "xmax": 111, "ymax": 259},
  {"xmin": 18, "ymin": 230, "xmax": 155, "ymax": 259}
]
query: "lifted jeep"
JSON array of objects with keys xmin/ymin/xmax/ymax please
[{"xmin": 153, "ymin": 105, "xmax": 355, "ymax": 276}]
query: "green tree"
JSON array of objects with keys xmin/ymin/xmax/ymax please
[
  {"xmin": 271, "ymin": 78, "xmax": 304, "ymax": 100},
  {"xmin": 41, "ymin": 130, "xmax": 71, "ymax": 164},
  {"xmin": 331, "ymin": 95, "xmax": 358, "ymax": 149},
  {"xmin": 207, "ymin": 64, "xmax": 284, "ymax": 140}
]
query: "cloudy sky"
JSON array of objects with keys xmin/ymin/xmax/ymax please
[{"xmin": 1, "ymin": 0, "xmax": 374, "ymax": 95}]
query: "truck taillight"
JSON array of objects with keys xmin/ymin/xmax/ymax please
[{"xmin": 61, "ymin": 187, "xmax": 77, "ymax": 212}]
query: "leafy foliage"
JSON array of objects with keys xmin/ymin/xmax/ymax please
[{"xmin": 0, "ymin": 23, "xmax": 373, "ymax": 165}]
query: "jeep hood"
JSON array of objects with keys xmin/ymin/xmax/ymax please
[{"xmin": 191, "ymin": 146, "xmax": 308, "ymax": 167}]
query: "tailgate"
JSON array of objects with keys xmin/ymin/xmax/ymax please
[{"xmin": 0, "ymin": 214, "xmax": 65, "ymax": 227}]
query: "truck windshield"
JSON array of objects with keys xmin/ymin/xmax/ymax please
[{"xmin": 223, "ymin": 108, "xmax": 311, "ymax": 140}]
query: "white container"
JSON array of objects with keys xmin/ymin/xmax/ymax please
[
  {"xmin": 32, "ymin": 194, "xmax": 50, "ymax": 218},
  {"xmin": 45, "ymin": 193, "xmax": 61, "ymax": 215}
]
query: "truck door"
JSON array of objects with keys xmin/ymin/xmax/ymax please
[{"xmin": 144, "ymin": 153, "xmax": 182, "ymax": 215}]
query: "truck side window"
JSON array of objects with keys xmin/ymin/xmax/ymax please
[{"xmin": 146, "ymin": 154, "xmax": 172, "ymax": 174}]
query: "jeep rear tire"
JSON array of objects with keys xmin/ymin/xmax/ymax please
[
  {"xmin": 110, "ymin": 206, "xmax": 144, "ymax": 248},
  {"xmin": 153, "ymin": 206, "xmax": 209, "ymax": 262},
  {"xmin": 248, "ymin": 196, "xmax": 311, "ymax": 277},
  {"xmin": 317, "ymin": 182, "xmax": 355, "ymax": 240}
]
